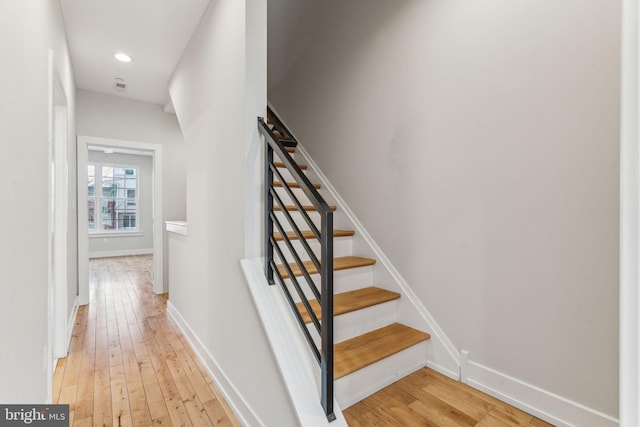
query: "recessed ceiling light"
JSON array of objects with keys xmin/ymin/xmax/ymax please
[{"xmin": 114, "ymin": 52, "xmax": 133, "ymax": 63}]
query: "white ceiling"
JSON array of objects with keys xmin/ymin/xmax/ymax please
[{"xmin": 60, "ymin": 0, "xmax": 210, "ymax": 106}]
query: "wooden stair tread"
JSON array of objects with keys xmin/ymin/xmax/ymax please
[
  {"xmin": 274, "ymin": 229, "xmax": 354, "ymax": 241},
  {"xmin": 274, "ymin": 205, "xmax": 337, "ymax": 212},
  {"xmin": 274, "ymin": 181, "xmax": 321, "ymax": 189},
  {"xmin": 286, "ymin": 147, "xmax": 295, "ymax": 153},
  {"xmin": 277, "ymin": 256, "xmax": 376, "ymax": 279},
  {"xmin": 334, "ymin": 323, "xmax": 430, "ymax": 379},
  {"xmin": 297, "ymin": 287, "xmax": 400, "ymax": 323},
  {"xmin": 274, "ymin": 162, "xmax": 307, "ymax": 170}
]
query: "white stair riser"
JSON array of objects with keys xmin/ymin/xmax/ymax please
[
  {"xmin": 277, "ymin": 267, "xmax": 375, "ymax": 303},
  {"xmin": 274, "ymin": 153, "xmax": 298, "ymax": 163},
  {"xmin": 273, "ymin": 210, "xmax": 322, "ymax": 232},
  {"xmin": 305, "ymin": 300, "xmax": 399, "ymax": 348},
  {"xmin": 273, "ymin": 186, "xmax": 313, "ymax": 206},
  {"xmin": 274, "ymin": 238, "xmax": 353, "ymax": 262},
  {"xmin": 335, "ymin": 342, "xmax": 428, "ymax": 409},
  {"xmin": 273, "ymin": 167, "xmax": 307, "ymax": 184}
]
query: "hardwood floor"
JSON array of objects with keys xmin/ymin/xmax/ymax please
[
  {"xmin": 344, "ymin": 368, "xmax": 554, "ymax": 426},
  {"xmin": 53, "ymin": 255, "xmax": 241, "ymax": 427},
  {"xmin": 55, "ymin": 255, "xmax": 553, "ymax": 426}
]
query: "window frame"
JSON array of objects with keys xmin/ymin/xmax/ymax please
[{"xmin": 88, "ymin": 162, "xmax": 141, "ymax": 235}]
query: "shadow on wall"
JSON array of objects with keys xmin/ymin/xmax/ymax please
[{"xmin": 268, "ymin": 0, "xmax": 415, "ymax": 94}]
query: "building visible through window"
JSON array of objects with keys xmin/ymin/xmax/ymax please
[{"xmin": 88, "ymin": 164, "xmax": 138, "ymax": 232}]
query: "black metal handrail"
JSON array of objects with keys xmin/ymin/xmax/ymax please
[{"xmin": 258, "ymin": 107, "xmax": 335, "ymax": 422}]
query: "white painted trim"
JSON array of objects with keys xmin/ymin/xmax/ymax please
[
  {"xmin": 166, "ymin": 300, "xmax": 264, "ymax": 427},
  {"xmin": 89, "ymin": 248, "xmax": 154, "ymax": 259},
  {"xmin": 165, "ymin": 221, "xmax": 188, "ymax": 236},
  {"xmin": 88, "ymin": 145, "xmax": 154, "ymax": 156},
  {"xmin": 295, "ymin": 143, "xmax": 461, "ymax": 371},
  {"xmin": 53, "ymin": 102, "xmax": 69, "ymax": 359},
  {"xmin": 89, "ymin": 232, "xmax": 144, "ymax": 238},
  {"xmin": 426, "ymin": 361, "xmax": 460, "ymax": 381},
  {"xmin": 77, "ymin": 139, "xmax": 90, "ymax": 306},
  {"xmin": 65, "ymin": 297, "xmax": 79, "ymax": 354},
  {"xmin": 48, "ymin": 50, "xmax": 70, "ymax": 400},
  {"xmin": 78, "ymin": 135, "xmax": 165, "ymax": 298},
  {"xmin": 620, "ymin": 0, "xmax": 640, "ymax": 425},
  {"xmin": 241, "ymin": 258, "xmax": 348, "ymax": 427},
  {"xmin": 52, "ymin": 298, "xmax": 79, "ymax": 378},
  {"xmin": 467, "ymin": 361, "xmax": 619, "ymax": 427},
  {"xmin": 46, "ymin": 49, "xmax": 55, "ymax": 404}
]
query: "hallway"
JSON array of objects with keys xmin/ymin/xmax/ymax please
[{"xmin": 53, "ymin": 255, "xmax": 241, "ymax": 426}]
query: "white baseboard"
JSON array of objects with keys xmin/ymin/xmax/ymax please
[
  {"xmin": 467, "ymin": 361, "xmax": 619, "ymax": 427},
  {"xmin": 88, "ymin": 248, "xmax": 153, "ymax": 258},
  {"xmin": 166, "ymin": 300, "xmax": 262, "ymax": 427},
  {"xmin": 66, "ymin": 296, "xmax": 79, "ymax": 354},
  {"xmin": 426, "ymin": 360, "xmax": 460, "ymax": 381}
]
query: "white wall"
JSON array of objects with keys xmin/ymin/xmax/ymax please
[
  {"xmin": 87, "ymin": 151, "xmax": 153, "ymax": 257},
  {"xmin": 0, "ymin": 0, "xmax": 76, "ymax": 403},
  {"xmin": 168, "ymin": 0, "xmax": 297, "ymax": 425},
  {"xmin": 76, "ymin": 90, "xmax": 186, "ymax": 288},
  {"xmin": 269, "ymin": 0, "xmax": 620, "ymax": 419}
]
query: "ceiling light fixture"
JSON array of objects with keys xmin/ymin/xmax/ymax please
[{"xmin": 114, "ymin": 52, "xmax": 133, "ymax": 63}]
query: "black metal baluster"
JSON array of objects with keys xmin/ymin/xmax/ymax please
[
  {"xmin": 264, "ymin": 122, "xmax": 274, "ymax": 285},
  {"xmin": 321, "ymin": 210, "xmax": 335, "ymax": 421}
]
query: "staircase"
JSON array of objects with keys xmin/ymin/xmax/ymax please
[
  {"xmin": 258, "ymin": 109, "xmax": 431, "ymax": 421},
  {"xmin": 273, "ymin": 145, "xmax": 431, "ymax": 406}
]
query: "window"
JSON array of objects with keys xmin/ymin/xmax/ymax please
[{"xmin": 88, "ymin": 163, "xmax": 139, "ymax": 232}]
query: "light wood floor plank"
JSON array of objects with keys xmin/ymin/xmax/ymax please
[
  {"xmin": 174, "ymin": 333, "xmax": 242, "ymax": 427},
  {"xmin": 105, "ymin": 261, "xmax": 134, "ymax": 426},
  {"xmin": 387, "ymin": 376, "xmax": 477, "ymax": 426},
  {"xmin": 72, "ymin": 304, "xmax": 96, "ymax": 422},
  {"xmin": 344, "ymin": 368, "xmax": 556, "ymax": 426},
  {"xmin": 53, "ymin": 358, "xmax": 67, "ymax": 403},
  {"xmin": 92, "ymin": 261, "xmax": 113, "ymax": 427},
  {"xmin": 111, "ymin": 261, "xmax": 153, "ymax": 426},
  {"xmin": 360, "ymin": 390, "xmax": 437, "ymax": 426},
  {"xmin": 53, "ymin": 255, "xmax": 241, "ymax": 427}
]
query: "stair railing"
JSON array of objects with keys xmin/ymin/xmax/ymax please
[{"xmin": 258, "ymin": 107, "xmax": 335, "ymax": 422}]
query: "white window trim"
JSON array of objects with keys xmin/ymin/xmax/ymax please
[
  {"xmin": 89, "ymin": 231, "xmax": 144, "ymax": 238},
  {"xmin": 88, "ymin": 161, "xmax": 141, "ymax": 234}
]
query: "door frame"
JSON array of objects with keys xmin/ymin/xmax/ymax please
[
  {"xmin": 620, "ymin": 0, "xmax": 639, "ymax": 425},
  {"xmin": 47, "ymin": 50, "xmax": 70, "ymax": 402},
  {"xmin": 77, "ymin": 135, "xmax": 164, "ymax": 304}
]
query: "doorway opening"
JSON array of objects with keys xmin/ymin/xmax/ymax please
[{"xmin": 77, "ymin": 136, "xmax": 164, "ymax": 305}]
